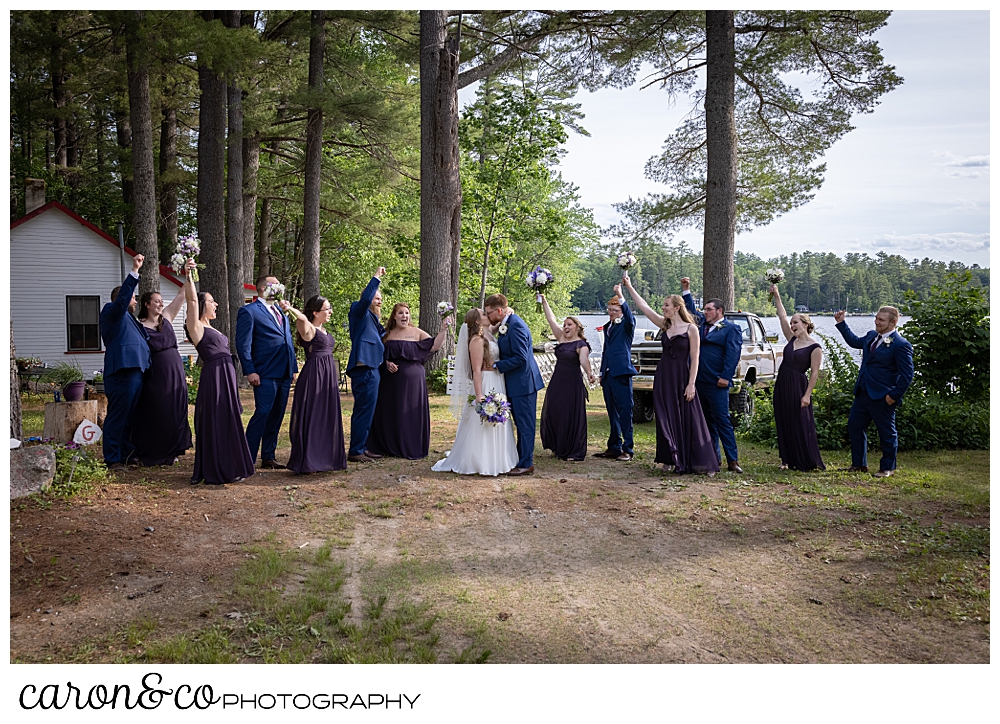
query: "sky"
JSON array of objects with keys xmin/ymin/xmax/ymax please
[{"xmin": 462, "ymin": 10, "xmax": 991, "ymax": 268}]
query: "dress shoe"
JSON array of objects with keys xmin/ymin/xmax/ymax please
[
  {"xmin": 616, "ymin": 452, "xmax": 634, "ymax": 461},
  {"xmin": 260, "ymin": 459, "xmax": 286, "ymax": 469},
  {"xmin": 364, "ymin": 451, "xmax": 383, "ymax": 459},
  {"xmin": 506, "ymin": 466, "xmax": 535, "ymax": 476},
  {"xmin": 107, "ymin": 462, "xmax": 125, "ymax": 472},
  {"xmin": 348, "ymin": 453, "xmax": 375, "ymax": 463},
  {"xmin": 593, "ymin": 450, "xmax": 620, "ymax": 458},
  {"xmin": 874, "ymin": 469, "xmax": 895, "ymax": 478},
  {"xmin": 727, "ymin": 461, "xmax": 744, "ymax": 474},
  {"xmin": 839, "ymin": 465, "xmax": 869, "ymax": 473}
]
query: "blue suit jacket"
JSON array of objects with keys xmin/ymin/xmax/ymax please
[
  {"xmin": 494, "ymin": 312, "xmax": 544, "ymax": 398},
  {"xmin": 347, "ymin": 277, "xmax": 386, "ymax": 373},
  {"xmin": 100, "ymin": 272, "xmax": 150, "ymax": 375},
  {"xmin": 683, "ymin": 292, "xmax": 742, "ymax": 387},
  {"xmin": 600, "ymin": 299, "xmax": 638, "ymax": 379},
  {"xmin": 836, "ymin": 322, "xmax": 914, "ymax": 401},
  {"xmin": 235, "ymin": 299, "xmax": 298, "ymax": 379}
]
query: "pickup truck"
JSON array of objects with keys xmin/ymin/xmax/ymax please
[{"xmin": 629, "ymin": 311, "xmax": 783, "ymax": 426}]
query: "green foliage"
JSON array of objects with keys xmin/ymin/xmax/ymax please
[
  {"xmin": 50, "ymin": 445, "xmax": 106, "ymax": 497},
  {"xmin": 427, "ymin": 360, "xmax": 449, "ymax": 394},
  {"xmin": 41, "ymin": 362, "xmax": 85, "ymax": 386},
  {"xmin": 901, "ymin": 271, "xmax": 989, "ymax": 402},
  {"xmin": 185, "ymin": 358, "xmax": 201, "ymax": 405}
]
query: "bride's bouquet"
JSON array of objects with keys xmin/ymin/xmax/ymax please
[
  {"xmin": 169, "ymin": 234, "xmax": 204, "ymax": 281},
  {"xmin": 526, "ymin": 266, "xmax": 554, "ymax": 312},
  {"xmin": 468, "ymin": 389, "xmax": 512, "ymax": 425}
]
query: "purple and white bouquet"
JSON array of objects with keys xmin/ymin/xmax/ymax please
[
  {"xmin": 764, "ymin": 266, "xmax": 785, "ymax": 301},
  {"xmin": 616, "ymin": 250, "xmax": 638, "ymax": 271},
  {"xmin": 526, "ymin": 265, "xmax": 554, "ymax": 312},
  {"xmin": 169, "ymin": 234, "xmax": 203, "ymax": 281},
  {"xmin": 436, "ymin": 301, "xmax": 455, "ymax": 318},
  {"xmin": 468, "ymin": 389, "xmax": 512, "ymax": 425},
  {"xmin": 261, "ymin": 281, "xmax": 286, "ymax": 301}
]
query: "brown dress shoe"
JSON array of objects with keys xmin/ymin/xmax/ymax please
[
  {"xmin": 364, "ymin": 450, "xmax": 383, "ymax": 459},
  {"xmin": 839, "ymin": 465, "xmax": 869, "ymax": 473},
  {"xmin": 616, "ymin": 452, "xmax": 633, "ymax": 461},
  {"xmin": 348, "ymin": 453, "xmax": 374, "ymax": 463},
  {"xmin": 727, "ymin": 461, "xmax": 743, "ymax": 474},
  {"xmin": 873, "ymin": 469, "xmax": 894, "ymax": 478},
  {"xmin": 506, "ymin": 466, "xmax": 535, "ymax": 476},
  {"xmin": 260, "ymin": 459, "xmax": 286, "ymax": 469},
  {"xmin": 593, "ymin": 450, "xmax": 620, "ymax": 458}
]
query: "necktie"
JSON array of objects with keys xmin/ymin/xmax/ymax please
[
  {"xmin": 272, "ymin": 305, "xmax": 283, "ymax": 327},
  {"xmin": 870, "ymin": 335, "xmax": 880, "ymax": 354}
]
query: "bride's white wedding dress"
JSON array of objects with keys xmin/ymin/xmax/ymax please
[{"xmin": 432, "ymin": 336, "xmax": 518, "ymax": 476}]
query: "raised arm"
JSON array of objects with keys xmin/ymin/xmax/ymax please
[
  {"xmin": 349, "ymin": 269, "xmax": 384, "ymax": 322},
  {"xmin": 285, "ymin": 302, "xmax": 316, "ymax": 343},
  {"xmin": 183, "ymin": 262, "xmax": 204, "ymax": 346},
  {"xmin": 430, "ymin": 315, "xmax": 453, "ymax": 354},
  {"xmin": 469, "ymin": 335, "xmax": 486, "ymax": 401},
  {"xmin": 680, "ymin": 277, "xmax": 705, "ymax": 326},
  {"xmin": 833, "ymin": 310, "xmax": 865, "ymax": 348},
  {"xmin": 771, "ymin": 283, "xmax": 792, "ymax": 342},
  {"xmin": 162, "ymin": 259, "xmax": 196, "ymax": 323},
  {"xmin": 621, "ymin": 272, "xmax": 664, "ymax": 328},
  {"xmin": 539, "ymin": 294, "xmax": 565, "ymax": 342}
]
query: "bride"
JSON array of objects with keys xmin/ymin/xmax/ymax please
[{"xmin": 432, "ymin": 308, "xmax": 518, "ymax": 476}]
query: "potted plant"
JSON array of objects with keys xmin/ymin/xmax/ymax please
[
  {"xmin": 15, "ymin": 356, "xmax": 43, "ymax": 372},
  {"xmin": 41, "ymin": 362, "xmax": 86, "ymax": 401},
  {"xmin": 92, "ymin": 369, "xmax": 104, "ymax": 394}
]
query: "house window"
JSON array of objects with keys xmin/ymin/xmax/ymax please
[{"xmin": 66, "ymin": 296, "xmax": 101, "ymax": 351}]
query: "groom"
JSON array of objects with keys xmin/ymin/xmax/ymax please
[{"xmin": 485, "ymin": 293, "xmax": 544, "ymax": 476}]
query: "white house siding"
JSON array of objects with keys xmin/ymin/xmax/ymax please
[{"xmin": 10, "ymin": 206, "xmax": 197, "ymax": 376}]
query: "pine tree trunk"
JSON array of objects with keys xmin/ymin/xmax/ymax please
[
  {"xmin": 158, "ymin": 84, "xmax": 178, "ymax": 260},
  {"xmin": 225, "ymin": 10, "xmax": 245, "ymax": 350},
  {"xmin": 258, "ymin": 196, "xmax": 271, "ymax": 278},
  {"xmin": 302, "ymin": 9, "xmax": 325, "ymax": 304},
  {"xmin": 114, "ymin": 106, "xmax": 133, "ymax": 208},
  {"xmin": 703, "ymin": 10, "xmax": 737, "ymax": 310},
  {"xmin": 126, "ymin": 10, "xmax": 160, "ymax": 295},
  {"xmin": 243, "ymin": 132, "xmax": 260, "ymax": 282},
  {"xmin": 419, "ymin": 10, "xmax": 461, "ymax": 368},
  {"xmin": 11, "ymin": 322, "xmax": 22, "ymax": 441},
  {"xmin": 50, "ymin": 15, "xmax": 68, "ymax": 168},
  {"xmin": 197, "ymin": 10, "xmax": 230, "ymax": 338}
]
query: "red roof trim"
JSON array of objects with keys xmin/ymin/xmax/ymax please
[{"xmin": 10, "ymin": 200, "xmax": 247, "ymax": 290}]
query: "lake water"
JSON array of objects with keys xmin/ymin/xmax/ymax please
[{"xmin": 574, "ymin": 313, "xmax": 911, "ymax": 364}]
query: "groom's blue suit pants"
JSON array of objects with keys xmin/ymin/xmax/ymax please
[
  {"xmin": 848, "ymin": 391, "xmax": 898, "ymax": 471},
  {"xmin": 510, "ymin": 392, "xmax": 537, "ymax": 469}
]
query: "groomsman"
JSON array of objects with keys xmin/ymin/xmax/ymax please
[
  {"xmin": 346, "ymin": 267, "xmax": 387, "ymax": 463},
  {"xmin": 834, "ymin": 307, "xmax": 914, "ymax": 477},
  {"xmin": 236, "ymin": 275, "xmax": 299, "ymax": 468},
  {"xmin": 680, "ymin": 277, "xmax": 744, "ymax": 473},
  {"xmin": 100, "ymin": 253, "xmax": 150, "ymax": 469},
  {"xmin": 595, "ymin": 283, "xmax": 638, "ymax": 461}
]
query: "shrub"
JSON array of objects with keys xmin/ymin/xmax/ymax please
[
  {"xmin": 427, "ymin": 360, "xmax": 449, "ymax": 394},
  {"xmin": 185, "ymin": 359, "xmax": 201, "ymax": 405},
  {"xmin": 51, "ymin": 444, "xmax": 107, "ymax": 497}
]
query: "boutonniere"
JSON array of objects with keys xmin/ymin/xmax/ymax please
[
  {"xmin": 883, "ymin": 337, "xmax": 892, "ymax": 346},
  {"xmin": 613, "ymin": 317, "xmax": 622, "ymax": 325},
  {"xmin": 712, "ymin": 320, "xmax": 726, "ymax": 331},
  {"xmin": 498, "ymin": 324, "xmax": 509, "ymax": 336}
]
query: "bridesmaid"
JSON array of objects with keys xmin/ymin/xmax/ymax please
[
  {"xmin": 282, "ymin": 296, "xmax": 347, "ymax": 474},
  {"xmin": 367, "ymin": 303, "xmax": 452, "ymax": 459},
  {"xmin": 538, "ymin": 293, "xmax": 595, "ymax": 461},
  {"xmin": 183, "ymin": 268, "xmax": 254, "ymax": 486},
  {"xmin": 770, "ymin": 284, "xmax": 825, "ymax": 471},
  {"xmin": 132, "ymin": 261, "xmax": 194, "ymax": 466},
  {"xmin": 622, "ymin": 273, "xmax": 719, "ymax": 475}
]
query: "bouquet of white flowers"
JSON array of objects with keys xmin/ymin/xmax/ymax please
[
  {"xmin": 261, "ymin": 281, "xmax": 286, "ymax": 301},
  {"xmin": 764, "ymin": 267, "xmax": 785, "ymax": 302},
  {"xmin": 616, "ymin": 250, "xmax": 638, "ymax": 271},
  {"xmin": 467, "ymin": 389, "xmax": 512, "ymax": 425},
  {"xmin": 526, "ymin": 266, "xmax": 554, "ymax": 312},
  {"xmin": 169, "ymin": 235, "xmax": 204, "ymax": 281},
  {"xmin": 436, "ymin": 301, "xmax": 455, "ymax": 318}
]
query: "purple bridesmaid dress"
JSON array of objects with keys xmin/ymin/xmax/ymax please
[
  {"xmin": 192, "ymin": 327, "xmax": 254, "ymax": 485},
  {"xmin": 287, "ymin": 331, "xmax": 347, "ymax": 473},
  {"xmin": 540, "ymin": 339, "xmax": 590, "ymax": 460},
  {"xmin": 773, "ymin": 341, "xmax": 826, "ymax": 471},
  {"xmin": 653, "ymin": 330, "xmax": 720, "ymax": 473},
  {"xmin": 132, "ymin": 323, "xmax": 192, "ymax": 465},
  {"xmin": 367, "ymin": 337, "xmax": 435, "ymax": 459}
]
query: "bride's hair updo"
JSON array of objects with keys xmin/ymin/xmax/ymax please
[{"xmin": 463, "ymin": 307, "xmax": 493, "ymax": 370}]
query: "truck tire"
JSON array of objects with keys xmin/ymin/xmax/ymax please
[
  {"xmin": 729, "ymin": 386, "xmax": 755, "ymax": 429},
  {"xmin": 632, "ymin": 391, "xmax": 655, "ymax": 424}
]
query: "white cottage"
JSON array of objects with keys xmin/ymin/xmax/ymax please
[{"xmin": 10, "ymin": 200, "xmax": 197, "ymax": 377}]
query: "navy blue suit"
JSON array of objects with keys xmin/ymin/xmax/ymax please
[
  {"xmin": 836, "ymin": 321, "xmax": 914, "ymax": 471},
  {"xmin": 494, "ymin": 312, "xmax": 544, "ymax": 469},
  {"xmin": 100, "ymin": 271, "xmax": 150, "ymax": 465},
  {"xmin": 683, "ymin": 291, "xmax": 742, "ymax": 465},
  {"xmin": 346, "ymin": 277, "xmax": 385, "ymax": 456},
  {"xmin": 236, "ymin": 298, "xmax": 298, "ymax": 463},
  {"xmin": 599, "ymin": 299, "xmax": 638, "ymax": 455}
]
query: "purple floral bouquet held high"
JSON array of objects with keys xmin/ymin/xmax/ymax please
[
  {"xmin": 467, "ymin": 390, "xmax": 512, "ymax": 425},
  {"xmin": 616, "ymin": 250, "xmax": 638, "ymax": 271},
  {"xmin": 169, "ymin": 235, "xmax": 204, "ymax": 282},
  {"xmin": 526, "ymin": 265, "xmax": 554, "ymax": 312},
  {"xmin": 436, "ymin": 301, "xmax": 455, "ymax": 318}
]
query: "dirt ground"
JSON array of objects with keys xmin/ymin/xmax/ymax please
[{"xmin": 9, "ymin": 395, "xmax": 990, "ymax": 664}]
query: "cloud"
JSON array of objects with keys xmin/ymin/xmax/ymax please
[
  {"xmin": 932, "ymin": 151, "xmax": 990, "ymax": 167},
  {"xmin": 946, "ymin": 171, "xmax": 982, "ymax": 179},
  {"xmin": 865, "ymin": 232, "xmax": 990, "ymax": 255}
]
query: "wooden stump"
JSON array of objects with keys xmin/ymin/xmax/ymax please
[
  {"xmin": 87, "ymin": 392, "xmax": 108, "ymax": 427},
  {"xmin": 42, "ymin": 401, "xmax": 99, "ymax": 443}
]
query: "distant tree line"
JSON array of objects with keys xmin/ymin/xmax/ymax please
[{"xmin": 572, "ymin": 243, "xmax": 989, "ymax": 315}]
